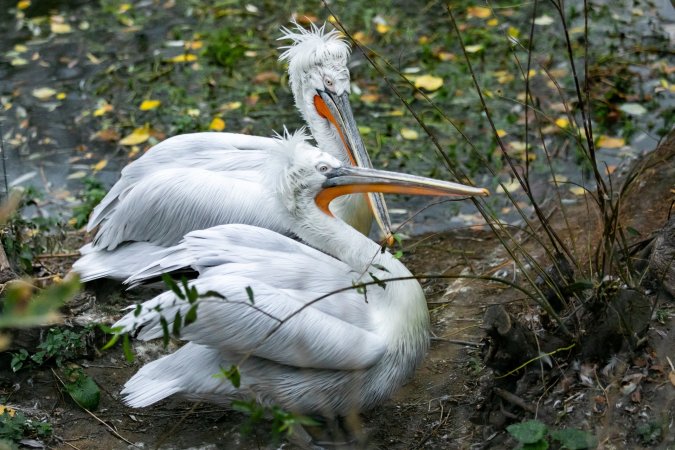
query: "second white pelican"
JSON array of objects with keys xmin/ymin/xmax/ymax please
[
  {"xmin": 81, "ymin": 23, "xmax": 389, "ymax": 268},
  {"xmin": 112, "ymin": 131, "xmax": 488, "ymax": 419}
]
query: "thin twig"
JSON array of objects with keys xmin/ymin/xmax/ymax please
[{"xmin": 493, "ymin": 387, "xmax": 537, "ymax": 413}]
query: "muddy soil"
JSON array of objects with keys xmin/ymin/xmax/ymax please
[{"xmin": 1, "ymin": 134, "xmax": 673, "ymax": 450}]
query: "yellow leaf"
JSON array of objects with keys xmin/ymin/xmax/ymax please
[
  {"xmin": 327, "ymin": 15, "xmax": 337, "ymax": 24},
  {"xmin": 375, "ymin": 23, "xmax": 390, "ymax": 34},
  {"xmin": 168, "ymin": 54, "xmax": 197, "ymax": 63},
  {"xmin": 185, "ymin": 40, "xmax": 203, "ymax": 50},
  {"xmin": 92, "ymin": 159, "xmax": 108, "ymax": 171},
  {"xmin": 186, "ymin": 108, "xmax": 200, "ymax": 117},
  {"xmin": 414, "ymin": 74, "xmax": 443, "ymax": 92},
  {"xmin": 17, "ymin": 0, "xmax": 30, "ymax": 10},
  {"xmin": 487, "ymin": 18, "xmax": 499, "ymax": 27},
  {"xmin": 467, "ymin": 6, "xmax": 491, "ymax": 18},
  {"xmin": 465, "ymin": 44, "xmax": 484, "ymax": 53},
  {"xmin": 555, "ymin": 117, "xmax": 570, "ymax": 128},
  {"xmin": 496, "ymin": 129, "xmax": 507, "ymax": 138},
  {"xmin": 437, "ymin": 51, "xmax": 455, "ymax": 62},
  {"xmin": 119, "ymin": 126, "xmax": 150, "ymax": 146},
  {"xmin": 139, "ymin": 99, "xmax": 161, "ymax": 111},
  {"xmin": 0, "ymin": 405, "xmax": 16, "ymax": 417},
  {"xmin": 597, "ymin": 135, "xmax": 625, "ymax": 149},
  {"xmin": 32, "ymin": 87, "xmax": 56, "ymax": 100},
  {"xmin": 400, "ymin": 128, "xmax": 419, "ymax": 140},
  {"xmin": 500, "ymin": 179, "xmax": 521, "ymax": 193},
  {"xmin": 14, "ymin": 44, "xmax": 28, "ymax": 52},
  {"xmin": 56, "ymin": 92, "xmax": 66, "ymax": 100},
  {"xmin": 209, "ymin": 117, "xmax": 226, "ymax": 131},
  {"xmin": 93, "ymin": 103, "xmax": 113, "ymax": 117},
  {"xmin": 50, "ymin": 22, "xmax": 72, "ymax": 34},
  {"xmin": 222, "ymin": 101, "xmax": 241, "ymax": 111},
  {"xmin": 569, "ymin": 186, "xmax": 587, "ymax": 196},
  {"xmin": 507, "ymin": 26, "xmax": 520, "ymax": 39}
]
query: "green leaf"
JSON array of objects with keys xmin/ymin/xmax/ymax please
[
  {"xmin": 160, "ymin": 317, "xmax": 170, "ymax": 348},
  {"xmin": 162, "ymin": 274, "xmax": 184, "ymax": 300},
  {"xmin": 551, "ymin": 428, "xmax": 598, "ymax": 449},
  {"xmin": 100, "ymin": 332, "xmax": 120, "ymax": 351},
  {"xmin": 371, "ymin": 263, "xmax": 390, "ymax": 273},
  {"xmin": 122, "ymin": 334, "xmax": 134, "ymax": 362},
  {"xmin": 507, "ymin": 420, "xmax": 548, "ymax": 444},
  {"xmin": 65, "ymin": 373, "xmax": 100, "ymax": 410},
  {"xmin": 523, "ymin": 441, "xmax": 549, "ymax": 450},
  {"xmin": 245, "ymin": 286, "xmax": 255, "ymax": 304},
  {"xmin": 214, "ymin": 364, "xmax": 240, "ymax": 388},
  {"xmin": 369, "ymin": 272, "xmax": 387, "ymax": 289},
  {"xmin": 200, "ymin": 290, "xmax": 225, "ymax": 300},
  {"xmin": 172, "ymin": 310, "xmax": 183, "ymax": 337},
  {"xmin": 185, "ymin": 304, "xmax": 198, "ymax": 326}
]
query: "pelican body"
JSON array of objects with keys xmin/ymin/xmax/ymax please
[
  {"xmin": 75, "ymin": 23, "xmax": 390, "ymax": 281},
  {"xmin": 113, "ymin": 132, "xmax": 488, "ymax": 416}
]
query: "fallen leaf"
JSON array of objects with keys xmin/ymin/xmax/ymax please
[
  {"xmin": 168, "ymin": 54, "xmax": 197, "ymax": 63},
  {"xmin": 569, "ymin": 186, "xmax": 587, "ymax": 196},
  {"xmin": 436, "ymin": 51, "xmax": 455, "ymax": 61},
  {"xmin": 500, "ymin": 179, "xmax": 521, "ymax": 193},
  {"xmin": 375, "ymin": 23, "xmax": 390, "ymax": 34},
  {"xmin": 534, "ymin": 15, "xmax": 555, "ymax": 26},
  {"xmin": 187, "ymin": 108, "xmax": 200, "ymax": 117},
  {"xmin": 669, "ymin": 370, "xmax": 675, "ymax": 387},
  {"xmin": 209, "ymin": 117, "xmax": 225, "ymax": 131},
  {"xmin": 253, "ymin": 71, "xmax": 280, "ymax": 84},
  {"xmin": 555, "ymin": 117, "xmax": 570, "ymax": 128},
  {"xmin": 507, "ymin": 26, "xmax": 520, "ymax": 39},
  {"xmin": 56, "ymin": 92, "xmax": 66, "ymax": 100},
  {"xmin": 32, "ymin": 87, "xmax": 57, "ymax": 100},
  {"xmin": 10, "ymin": 57, "xmax": 28, "ymax": 66},
  {"xmin": 51, "ymin": 22, "xmax": 72, "ymax": 34},
  {"xmin": 139, "ymin": 99, "xmax": 161, "ymax": 111},
  {"xmin": 496, "ymin": 129, "xmax": 507, "ymax": 138},
  {"xmin": 597, "ymin": 135, "xmax": 625, "ymax": 148},
  {"xmin": 119, "ymin": 126, "xmax": 151, "ymax": 146},
  {"xmin": 0, "ymin": 405, "xmax": 16, "ymax": 417},
  {"xmin": 67, "ymin": 171, "xmax": 87, "ymax": 180},
  {"xmin": 466, "ymin": 6, "xmax": 491, "ymax": 18},
  {"xmin": 17, "ymin": 0, "xmax": 30, "ymax": 10},
  {"xmin": 414, "ymin": 74, "xmax": 443, "ymax": 92},
  {"xmin": 360, "ymin": 93, "xmax": 380, "ymax": 104},
  {"xmin": 92, "ymin": 159, "xmax": 108, "ymax": 171},
  {"xmin": 400, "ymin": 128, "xmax": 419, "ymax": 140},
  {"xmin": 94, "ymin": 129, "xmax": 119, "ymax": 141},
  {"xmin": 465, "ymin": 44, "xmax": 484, "ymax": 53},
  {"xmin": 93, "ymin": 103, "xmax": 113, "ymax": 117},
  {"xmin": 619, "ymin": 103, "xmax": 647, "ymax": 116},
  {"xmin": 487, "ymin": 18, "xmax": 499, "ymax": 27},
  {"xmin": 185, "ymin": 40, "xmax": 203, "ymax": 50}
]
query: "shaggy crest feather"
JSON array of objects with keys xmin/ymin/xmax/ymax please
[{"xmin": 278, "ymin": 20, "xmax": 350, "ymax": 75}]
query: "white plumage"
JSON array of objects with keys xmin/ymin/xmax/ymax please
[{"xmin": 112, "ymin": 132, "xmax": 488, "ymax": 417}]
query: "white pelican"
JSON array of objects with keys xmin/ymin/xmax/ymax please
[
  {"xmin": 112, "ymin": 132, "xmax": 488, "ymax": 420},
  {"xmin": 79, "ymin": 23, "xmax": 390, "ymax": 277}
]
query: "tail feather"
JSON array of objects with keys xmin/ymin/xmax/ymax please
[
  {"xmin": 73, "ymin": 242, "xmax": 167, "ymax": 282},
  {"xmin": 121, "ymin": 343, "xmax": 234, "ymax": 407}
]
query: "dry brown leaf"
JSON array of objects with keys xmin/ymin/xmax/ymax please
[{"xmin": 253, "ymin": 71, "xmax": 280, "ymax": 84}]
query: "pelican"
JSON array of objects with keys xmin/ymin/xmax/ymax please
[
  {"xmin": 111, "ymin": 132, "xmax": 488, "ymax": 422},
  {"xmin": 77, "ymin": 23, "xmax": 390, "ymax": 279}
]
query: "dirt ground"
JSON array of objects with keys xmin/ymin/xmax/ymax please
[{"xmin": 1, "ymin": 136, "xmax": 674, "ymax": 449}]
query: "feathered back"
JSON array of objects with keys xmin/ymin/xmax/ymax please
[{"xmin": 278, "ymin": 21, "xmax": 350, "ymax": 82}]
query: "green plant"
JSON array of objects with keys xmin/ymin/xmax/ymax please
[
  {"xmin": 507, "ymin": 419, "xmax": 597, "ymax": 449},
  {"xmin": 0, "ymin": 410, "xmax": 52, "ymax": 444},
  {"xmin": 232, "ymin": 400, "xmax": 319, "ymax": 442},
  {"xmin": 71, "ymin": 177, "xmax": 107, "ymax": 229},
  {"xmin": 10, "ymin": 325, "xmax": 94, "ymax": 372},
  {"xmin": 0, "ymin": 188, "xmax": 65, "ymax": 272},
  {"xmin": 204, "ymin": 28, "xmax": 246, "ymax": 71}
]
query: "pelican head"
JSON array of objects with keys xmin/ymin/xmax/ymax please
[
  {"xmin": 271, "ymin": 131, "xmax": 489, "ymax": 226},
  {"xmin": 279, "ymin": 22, "xmax": 392, "ymax": 241}
]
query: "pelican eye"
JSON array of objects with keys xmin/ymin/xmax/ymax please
[
  {"xmin": 323, "ymin": 76, "xmax": 334, "ymax": 90},
  {"xmin": 316, "ymin": 163, "xmax": 330, "ymax": 173}
]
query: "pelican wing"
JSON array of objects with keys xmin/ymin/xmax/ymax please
[
  {"xmin": 92, "ymin": 169, "xmax": 290, "ymax": 250},
  {"xmin": 88, "ymin": 133, "xmax": 277, "ymax": 231},
  {"xmin": 115, "ymin": 274, "xmax": 386, "ymax": 371}
]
